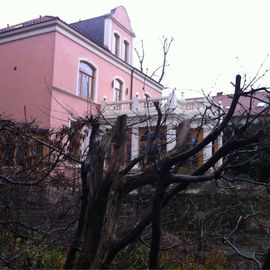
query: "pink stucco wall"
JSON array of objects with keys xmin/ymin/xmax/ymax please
[
  {"xmin": 131, "ymin": 76, "xmax": 161, "ymax": 98},
  {"xmin": 111, "ymin": 19, "xmax": 133, "ymax": 63},
  {"xmin": 0, "ymin": 33, "xmax": 55, "ymax": 128},
  {"xmin": 51, "ymin": 31, "xmax": 161, "ymax": 124},
  {"xmin": 110, "ymin": 7, "xmax": 133, "ymax": 62},
  {"xmin": 49, "ymin": 88, "xmax": 99, "ymax": 129}
]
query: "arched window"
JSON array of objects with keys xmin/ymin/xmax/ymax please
[
  {"xmin": 113, "ymin": 32, "xmax": 120, "ymax": 57},
  {"xmin": 78, "ymin": 61, "xmax": 95, "ymax": 100},
  {"xmin": 113, "ymin": 79, "xmax": 123, "ymax": 102},
  {"xmin": 123, "ymin": 40, "xmax": 129, "ymax": 63}
]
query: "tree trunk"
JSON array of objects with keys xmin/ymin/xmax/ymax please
[
  {"xmin": 149, "ymin": 174, "xmax": 167, "ymax": 269},
  {"xmin": 77, "ymin": 180, "xmax": 112, "ymax": 268},
  {"xmin": 64, "ymin": 160, "xmax": 90, "ymax": 269},
  {"xmin": 78, "ymin": 115, "xmax": 127, "ymax": 269},
  {"xmin": 262, "ymin": 247, "xmax": 270, "ymax": 269}
]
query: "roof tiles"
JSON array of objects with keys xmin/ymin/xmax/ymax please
[{"xmin": 0, "ymin": 16, "xmax": 58, "ymax": 33}]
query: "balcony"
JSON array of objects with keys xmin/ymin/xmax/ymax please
[{"xmin": 101, "ymin": 93, "xmax": 209, "ymax": 118}]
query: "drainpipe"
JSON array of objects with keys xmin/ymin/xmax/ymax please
[{"xmin": 130, "ymin": 68, "xmax": 134, "ymax": 100}]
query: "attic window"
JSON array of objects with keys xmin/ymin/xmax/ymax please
[
  {"xmin": 123, "ymin": 40, "xmax": 129, "ymax": 63},
  {"xmin": 113, "ymin": 33, "xmax": 120, "ymax": 57}
]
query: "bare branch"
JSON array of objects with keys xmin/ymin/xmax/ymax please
[{"xmin": 134, "ymin": 40, "xmax": 145, "ymax": 73}]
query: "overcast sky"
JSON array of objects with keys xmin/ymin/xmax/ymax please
[{"xmin": 1, "ymin": 0, "xmax": 270, "ymax": 97}]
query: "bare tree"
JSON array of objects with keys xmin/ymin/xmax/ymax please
[
  {"xmin": 2, "ymin": 74, "xmax": 270, "ymax": 269},
  {"xmin": 135, "ymin": 37, "xmax": 173, "ymax": 84},
  {"xmin": 0, "ymin": 117, "xmax": 82, "ymax": 268},
  {"xmin": 134, "ymin": 39, "xmax": 145, "ymax": 73},
  {"xmin": 62, "ymin": 74, "xmax": 270, "ymax": 269}
]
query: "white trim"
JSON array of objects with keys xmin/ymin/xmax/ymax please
[
  {"xmin": 130, "ymin": 127, "xmax": 139, "ymax": 168},
  {"xmin": 76, "ymin": 57, "xmax": 99, "ymax": 103},
  {"xmin": 104, "ymin": 14, "xmax": 135, "ymax": 37},
  {"xmin": 0, "ymin": 25, "xmax": 57, "ymax": 44},
  {"xmin": 52, "ymin": 86, "xmax": 100, "ymax": 106},
  {"xmin": 130, "ymin": 37, "xmax": 134, "ymax": 66},
  {"xmin": 104, "ymin": 18, "xmax": 112, "ymax": 50}
]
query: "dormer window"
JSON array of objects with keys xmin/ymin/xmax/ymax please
[
  {"xmin": 113, "ymin": 32, "xmax": 120, "ymax": 57},
  {"xmin": 123, "ymin": 40, "xmax": 129, "ymax": 63},
  {"xmin": 78, "ymin": 61, "xmax": 95, "ymax": 100}
]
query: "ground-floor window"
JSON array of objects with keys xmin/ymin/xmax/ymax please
[
  {"xmin": 139, "ymin": 126, "xmax": 167, "ymax": 169},
  {"xmin": 68, "ymin": 121, "xmax": 83, "ymax": 161},
  {"xmin": 105, "ymin": 128, "xmax": 131, "ymax": 169},
  {"xmin": 184, "ymin": 128, "xmax": 204, "ymax": 168},
  {"xmin": 0, "ymin": 129, "xmax": 48, "ymax": 168}
]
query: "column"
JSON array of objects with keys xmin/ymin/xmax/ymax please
[
  {"xmin": 203, "ymin": 127, "xmax": 212, "ymax": 163},
  {"xmin": 166, "ymin": 125, "xmax": 176, "ymax": 151},
  {"xmin": 131, "ymin": 127, "xmax": 139, "ymax": 169}
]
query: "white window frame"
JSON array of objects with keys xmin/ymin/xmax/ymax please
[
  {"xmin": 112, "ymin": 31, "xmax": 121, "ymax": 57},
  {"xmin": 122, "ymin": 38, "xmax": 130, "ymax": 63},
  {"xmin": 112, "ymin": 76, "xmax": 125, "ymax": 102},
  {"xmin": 76, "ymin": 58, "xmax": 99, "ymax": 103}
]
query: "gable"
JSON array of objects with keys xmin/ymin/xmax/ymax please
[{"xmin": 109, "ymin": 6, "xmax": 135, "ymax": 36}]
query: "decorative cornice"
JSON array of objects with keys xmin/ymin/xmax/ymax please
[{"xmin": 104, "ymin": 15, "xmax": 135, "ymax": 37}]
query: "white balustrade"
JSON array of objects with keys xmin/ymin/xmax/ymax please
[{"xmin": 102, "ymin": 94, "xmax": 208, "ymax": 115}]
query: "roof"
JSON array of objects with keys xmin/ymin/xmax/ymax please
[
  {"xmin": 69, "ymin": 5, "xmax": 135, "ymax": 46},
  {"xmin": 212, "ymin": 91, "xmax": 270, "ymax": 116},
  {"xmin": 0, "ymin": 16, "xmax": 58, "ymax": 33},
  {"xmin": 70, "ymin": 16, "xmax": 105, "ymax": 47}
]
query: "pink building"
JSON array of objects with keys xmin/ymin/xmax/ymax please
[
  {"xmin": 0, "ymin": 6, "xmax": 218, "ymax": 168},
  {"xmin": 0, "ymin": 6, "xmax": 162, "ymax": 130}
]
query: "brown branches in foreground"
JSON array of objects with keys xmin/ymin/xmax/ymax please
[{"xmin": 1, "ymin": 74, "xmax": 270, "ymax": 269}]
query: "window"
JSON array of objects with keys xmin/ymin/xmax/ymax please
[
  {"xmin": 184, "ymin": 129, "xmax": 203, "ymax": 168},
  {"xmin": 78, "ymin": 62, "xmax": 95, "ymax": 100},
  {"xmin": 124, "ymin": 129, "xmax": 132, "ymax": 166},
  {"xmin": 113, "ymin": 79, "xmax": 123, "ymax": 102},
  {"xmin": 139, "ymin": 126, "xmax": 167, "ymax": 169},
  {"xmin": 0, "ymin": 130, "xmax": 46, "ymax": 167},
  {"xmin": 16, "ymin": 137, "xmax": 30, "ymax": 167},
  {"xmin": 123, "ymin": 40, "xmax": 129, "ymax": 63},
  {"xmin": 68, "ymin": 121, "xmax": 82, "ymax": 161},
  {"xmin": 104, "ymin": 128, "xmax": 131, "ymax": 169},
  {"xmin": 0, "ymin": 131, "xmax": 15, "ymax": 166},
  {"xmin": 31, "ymin": 140, "xmax": 44, "ymax": 164},
  {"xmin": 113, "ymin": 33, "xmax": 120, "ymax": 57}
]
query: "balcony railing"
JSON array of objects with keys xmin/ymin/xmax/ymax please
[
  {"xmin": 101, "ymin": 93, "xmax": 208, "ymax": 116},
  {"xmin": 179, "ymin": 99, "xmax": 206, "ymax": 111}
]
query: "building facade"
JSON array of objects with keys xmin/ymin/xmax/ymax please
[
  {"xmin": 0, "ymin": 6, "xmax": 218, "ymax": 168},
  {"xmin": 0, "ymin": 6, "xmax": 162, "ymax": 129}
]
